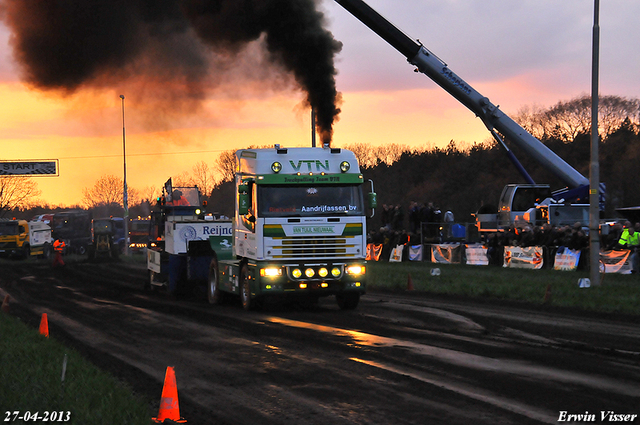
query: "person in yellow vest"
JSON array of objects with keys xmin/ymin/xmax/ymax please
[{"xmin": 618, "ymin": 221, "xmax": 640, "ymax": 273}]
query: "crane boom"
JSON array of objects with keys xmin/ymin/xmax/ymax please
[{"xmin": 334, "ymin": 0, "xmax": 590, "ymax": 190}]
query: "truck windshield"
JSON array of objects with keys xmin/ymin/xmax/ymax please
[
  {"xmin": 0, "ymin": 222, "xmax": 19, "ymax": 236},
  {"xmin": 168, "ymin": 187, "xmax": 200, "ymax": 207},
  {"xmin": 93, "ymin": 220, "xmax": 114, "ymax": 233},
  {"xmin": 258, "ymin": 185, "xmax": 364, "ymax": 217}
]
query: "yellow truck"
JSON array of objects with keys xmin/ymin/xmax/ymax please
[{"xmin": 0, "ymin": 219, "xmax": 52, "ymax": 259}]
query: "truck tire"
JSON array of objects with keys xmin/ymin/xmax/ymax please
[
  {"xmin": 39, "ymin": 243, "xmax": 52, "ymax": 260},
  {"xmin": 240, "ymin": 264, "xmax": 254, "ymax": 311},
  {"xmin": 336, "ymin": 292, "xmax": 360, "ymax": 310},
  {"xmin": 21, "ymin": 244, "xmax": 30, "ymax": 260},
  {"xmin": 207, "ymin": 257, "xmax": 223, "ymax": 305}
]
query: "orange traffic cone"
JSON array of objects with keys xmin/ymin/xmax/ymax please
[
  {"xmin": 407, "ymin": 274, "xmax": 414, "ymax": 291},
  {"xmin": 39, "ymin": 313, "xmax": 49, "ymax": 337},
  {"xmin": 153, "ymin": 366, "xmax": 187, "ymax": 423},
  {"xmin": 543, "ymin": 284, "xmax": 552, "ymax": 304},
  {"xmin": 1, "ymin": 295, "xmax": 10, "ymax": 314}
]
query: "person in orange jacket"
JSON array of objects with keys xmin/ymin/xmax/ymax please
[{"xmin": 52, "ymin": 239, "xmax": 65, "ymax": 267}]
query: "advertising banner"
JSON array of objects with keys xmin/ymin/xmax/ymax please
[
  {"xmin": 465, "ymin": 244, "xmax": 489, "ymax": 266},
  {"xmin": 553, "ymin": 247, "xmax": 581, "ymax": 271},
  {"xmin": 409, "ymin": 245, "xmax": 423, "ymax": 261},
  {"xmin": 600, "ymin": 250, "xmax": 632, "ymax": 274},
  {"xmin": 431, "ymin": 244, "xmax": 462, "ymax": 264},
  {"xmin": 389, "ymin": 244, "xmax": 404, "ymax": 262},
  {"xmin": 503, "ymin": 246, "xmax": 544, "ymax": 269},
  {"xmin": 366, "ymin": 243, "xmax": 383, "ymax": 261}
]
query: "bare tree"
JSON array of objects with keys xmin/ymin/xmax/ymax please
[
  {"xmin": 215, "ymin": 149, "xmax": 237, "ymax": 184},
  {"xmin": 82, "ymin": 174, "xmax": 140, "ymax": 209},
  {"xmin": 138, "ymin": 185, "xmax": 159, "ymax": 204},
  {"xmin": 0, "ymin": 176, "xmax": 41, "ymax": 217},
  {"xmin": 514, "ymin": 104, "xmax": 548, "ymax": 140},
  {"xmin": 342, "ymin": 143, "xmax": 376, "ymax": 168},
  {"xmin": 343, "ymin": 143, "xmax": 413, "ymax": 168},
  {"xmin": 191, "ymin": 161, "xmax": 216, "ymax": 196},
  {"xmin": 599, "ymin": 95, "xmax": 640, "ymax": 136},
  {"xmin": 172, "ymin": 171, "xmax": 194, "ymax": 188},
  {"xmin": 514, "ymin": 95, "xmax": 640, "ymax": 143}
]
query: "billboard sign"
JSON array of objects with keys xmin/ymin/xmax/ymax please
[{"xmin": 0, "ymin": 160, "xmax": 58, "ymax": 176}]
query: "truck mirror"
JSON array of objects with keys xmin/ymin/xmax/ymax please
[
  {"xmin": 238, "ymin": 183, "xmax": 251, "ymax": 216},
  {"xmin": 238, "ymin": 193, "xmax": 250, "ymax": 215},
  {"xmin": 368, "ymin": 192, "xmax": 378, "ymax": 209}
]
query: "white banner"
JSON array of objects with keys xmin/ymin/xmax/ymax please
[
  {"xmin": 554, "ymin": 248, "xmax": 581, "ymax": 271},
  {"xmin": 389, "ymin": 244, "xmax": 404, "ymax": 262},
  {"xmin": 503, "ymin": 246, "xmax": 544, "ymax": 269},
  {"xmin": 431, "ymin": 244, "xmax": 461, "ymax": 264},
  {"xmin": 465, "ymin": 244, "xmax": 488, "ymax": 266},
  {"xmin": 600, "ymin": 250, "xmax": 632, "ymax": 274},
  {"xmin": 409, "ymin": 245, "xmax": 423, "ymax": 261}
]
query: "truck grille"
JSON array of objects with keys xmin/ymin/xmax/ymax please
[
  {"xmin": 267, "ymin": 236, "xmax": 358, "ymax": 259},
  {"xmin": 0, "ymin": 241, "xmax": 18, "ymax": 249}
]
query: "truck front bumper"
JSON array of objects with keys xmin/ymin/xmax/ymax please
[{"xmin": 256, "ymin": 261, "xmax": 366, "ymax": 297}]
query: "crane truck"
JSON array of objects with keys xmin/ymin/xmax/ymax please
[
  {"xmin": 334, "ymin": 0, "xmax": 602, "ymax": 230},
  {"xmin": 147, "ymin": 145, "xmax": 375, "ymax": 310}
]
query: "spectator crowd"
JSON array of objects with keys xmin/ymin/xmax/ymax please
[{"xmin": 367, "ymin": 200, "xmax": 639, "ymax": 271}]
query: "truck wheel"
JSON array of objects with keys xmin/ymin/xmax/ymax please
[
  {"xmin": 208, "ymin": 257, "xmax": 223, "ymax": 305},
  {"xmin": 21, "ymin": 244, "xmax": 30, "ymax": 260},
  {"xmin": 240, "ymin": 264, "xmax": 254, "ymax": 311},
  {"xmin": 336, "ymin": 293, "xmax": 360, "ymax": 310},
  {"xmin": 42, "ymin": 243, "xmax": 52, "ymax": 259}
]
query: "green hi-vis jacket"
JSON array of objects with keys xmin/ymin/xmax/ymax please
[{"xmin": 618, "ymin": 228, "xmax": 640, "ymax": 247}]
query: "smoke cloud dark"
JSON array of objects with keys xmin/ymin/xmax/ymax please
[{"xmin": 0, "ymin": 0, "xmax": 342, "ymax": 144}]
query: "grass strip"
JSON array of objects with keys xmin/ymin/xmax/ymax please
[
  {"xmin": 0, "ymin": 313, "xmax": 154, "ymax": 425},
  {"xmin": 366, "ymin": 262, "xmax": 640, "ymax": 317}
]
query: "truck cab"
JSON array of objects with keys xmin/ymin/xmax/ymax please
[
  {"xmin": 0, "ymin": 219, "xmax": 52, "ymax": 259},
  {"xmin": 217, "ymin": 145, "xmax": 375, "ymax": 310}
]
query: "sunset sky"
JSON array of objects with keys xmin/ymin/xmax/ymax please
[{"xmin": 1, "ymin": 0, "xmax": 639, "ymax": 207}]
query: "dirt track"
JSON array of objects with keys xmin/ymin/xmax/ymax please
[{"xmin": 1, "ymin": 258, "xmax": 639, "ymax": 425}]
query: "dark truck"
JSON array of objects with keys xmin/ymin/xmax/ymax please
[{"xmin": 88, "ymin": 218, "xmax": 121, "ymax": 259}]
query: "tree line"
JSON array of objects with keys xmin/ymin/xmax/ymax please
[
  {"xmin": 359, "ymin": 95, "xmax": 640, "ymax": 230},
  {"xmin": 3, "ymin": 95, "xmax": 639, "ymax": 226}
]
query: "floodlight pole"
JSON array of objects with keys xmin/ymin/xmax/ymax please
[
  {"xmin": 589, "ymin": 0, "xmax": 600, "ymax": 284},
  {"xmin": 120, "ymin": 95, "xmax": 130, "ymax": 256}
]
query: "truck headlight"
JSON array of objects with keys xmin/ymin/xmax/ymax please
[
  {"xmin": 305, "ymin": 268, "xmax": 315, "ymax": 278},
  {"xmin": 318, "ymin": 267, "xmax": 328, "ymax": 277},
  {"xmin": 260, "ymin": 267, "xmax": 282, "ymax": 278},
  {"xmin": 346, "ymin": 265, "xmax": 365, "ymax": 276},
  {"xmin": 292, "ymin": 268, "xmax": 302, "ymax": 278}
]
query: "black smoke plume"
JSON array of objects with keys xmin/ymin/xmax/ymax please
[{"xmin": 0, "ymin": 0, "xmax": 342, "ymax": 144}]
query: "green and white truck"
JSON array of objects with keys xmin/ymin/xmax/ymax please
[{"xmin": 148, "ymin": 145, "xmax": 376, "ymax": 310}]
